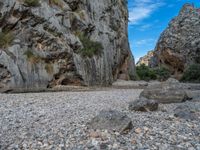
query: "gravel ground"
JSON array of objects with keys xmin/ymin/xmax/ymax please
[{"xmin": 0, "ymin": 89, "xmax": 200, "ymax": 150}]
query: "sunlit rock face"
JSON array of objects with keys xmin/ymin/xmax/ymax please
[
  {"xmin": 153, "ymin": 4, "xmax": 200, "ymax": 77},
  {"xmin": 0, "ymin": 0, "xmax": 135, "ymax": 91},
  {"xmin": 136, "ymin": 50, "xmax": 155, "ymax": 67}
]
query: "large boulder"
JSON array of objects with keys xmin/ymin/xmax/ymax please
[
  {"xmin": 128, "ymin": 98, "xmax": 158, "ymax": 112},
  {"xmin": 186, "ymin": 90, "xmax": 200, "ymax": 102},
  {"xmin": 88, "ymin": 110, "xmax": 132, "ymax": 134},
  {"xmin": 140, "ymin": 79, "xmax": 190, "ymax": 103}
]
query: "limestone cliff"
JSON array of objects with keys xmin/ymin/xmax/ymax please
[
  {"xmin": 0, "ymin": 0, "xmax": 135, "ymax": 91},
  {"xmin": 136, "ymin": 50, "xmax": 155, "ymax": 67},
  {"xmin": 153, "ymin": 4, "xmax": 200, "ymax": 76}
]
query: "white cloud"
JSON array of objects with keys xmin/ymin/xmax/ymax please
[
  {"xmin": 139, "ymin": 24, "xmax": 152, "ymax": 31},
  {"xmin": 129, "ymin": 0, "xmax": 165, "ymax": 24},
  {"xmin": 135, "ymin": 38, "xmax": 156, "ymax": 47}
]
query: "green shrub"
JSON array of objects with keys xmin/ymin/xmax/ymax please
[
  {"xmin": 136, "ymin": 64, "xmax": 157, "ymax": 81},
  {"xmin": 24, "ymin": 0, "xmax": 40, "ymax": 7},
  {"xmin": 0, "ymin": 32, "xmax": 14, "ymax": 48},
  {"xmin": 78, "ymin": 33, "xmax": 103, "ymax": 57},
  {"xmin": 181, "ymin": 64, "xmax": 200, "ymax": 83},
  {"xmin": 49, "ymin": 0, "xmax": 63, "ymax": 8},
  {"xmin": 153, "ymin": 66, "xmax": 170, "ymax": 81},
  {"xmin": 136, "ymin": 64, "xmax": 170, "ymax": 81},
  {"xmin": 129, "ymin": 73, "xmax": 140, "ymax": 81},
  {"xmin": 45, "ymin": 63, "xmax": 54, "ymax": 74},
  {"xmin": 77, "ymin": 10, "xmax": 86, "ymax": 20},
  {"xmin": 24, "ymin": 50, "xmax": 41, "ymax": 64}
]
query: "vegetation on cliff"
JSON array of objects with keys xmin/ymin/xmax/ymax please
[
  {"xmin": 24, "ymin": 0, "xmax": 40, "ymax": 7},
  {"xmin": 181, "ymin": 64, "xmax": 200, "ymax": 83},
  {"xmin": 0, "ymin": 31, "xmax": 14, "ymax": 49},
  {"xmin": 78, "ymin": 33, "xmax": 103, "ymax": 57}
]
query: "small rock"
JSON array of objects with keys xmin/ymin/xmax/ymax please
[
  {"xmin": 166, "ymin": 78, "xmax": 180, "ymax": 83},
  {"xmin": 139, "ymin": 83, "xmax": 148, "ymax": 87},
  {"xmin": 135, "ymin": 128, "xmax": 142, "ymax": 134},
  {"xmin": 100, "ymin": 142, "xmax": 108, "ymax": 149},
  {"xmin": 88, "ymin": 110, "xmax": 132, "ymax": 134},
  {"xmin": 89, "ymin": 131, "xmax": 101, "ymax": 138},
  {"xmin": 129, "ymin": 98, "xmax": 158, "ymax": 112},
  {"xmin": 131, "ymin": 138, "xmax": 137, "ymax": 144},
  {"xmin": 143, "ymin": 126, "xmax": 150, "ymax": 132},
  {"xmin": 174, "ymin": 105, "xmax": 199, "ymax": 121},
  {"xmin": 112, "ymin": 143, "xmax": 119, "ymax": 149},
  {"xmin": 91, "ymin": 139, "xmax": 99, "ymax": 147}
]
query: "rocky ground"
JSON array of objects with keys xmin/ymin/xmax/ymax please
[{"xmin": 0, "ymin": 82, "xmax": 200, "ymax": 150}]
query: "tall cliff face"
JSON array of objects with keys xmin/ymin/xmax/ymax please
[
  {"xmin": 153, "ymin": 4, "xmax": 200, "ymax": 76},
  {"xmin": 0, "ymin": 0, "xmax": 135, "ymax": 91}
]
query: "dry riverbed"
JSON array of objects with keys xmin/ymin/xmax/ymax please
[{"xmin": 0, "ymin": 87, "xmax": 200, "ymax": 150}]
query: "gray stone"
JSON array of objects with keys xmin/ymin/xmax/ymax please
[
  {"xmin": 88, "ymin": 110, "xmax": 132, "ymax": 134},
  {"xmin": 186, "ymin": 90, "xmax": 200, "ymax": 101},
  {"xmin": 174, "ymin": 105, "xmax": 199, "ymax": 121},
  {"xmin": 191, "ymin": 97, "xmax": 200, "ymax": 102},
  {"xmin": 165, "ymin": 78, "xmax": 180, "ymax": 84},
  {"xmin": 140, "ymin": 89, "xmax": 189, "ymax": 104},
  {"xmin": 136, "ymin": 50, "xmax": 154, "ymax": 67},
  {"xmin": 140, "ymin": 80, "xmax": 190, "ymax": 103},
  {"xmin": 128, "ymin": 98, "xmax": 158, "ymax": 112}
]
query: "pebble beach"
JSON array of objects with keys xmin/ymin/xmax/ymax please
[{"xmin": 0, "ymin": 87, "xmax": 199, "ymax": 150}]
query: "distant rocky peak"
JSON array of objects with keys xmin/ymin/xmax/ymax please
[
  {"xmin": 136, "ymin": 50, "xmax": 154, "ymax": 67},
  {"xmin": 180, "ymin": 3, "xmax": 195, "ymax": 14}
]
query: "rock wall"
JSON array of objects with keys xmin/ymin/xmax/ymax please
[
  {"xmin": 0, "ymin": 0, "xmax": 135, "ymax": 91},
  {"xmin": 153, "ymin": 4, "xmax": 200, "ymax": 76},
  {"xmin": 136, "ymin": 50, "xmax": 155, "ymax": 67}
]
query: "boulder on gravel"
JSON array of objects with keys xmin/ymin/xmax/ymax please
[
  {"xmin": 174, "ymin": 105, "xmax": 199, "ymax": 121},
  {"xmin": 140, "ymin": 79, "xmax": 190, "ymax": 103},
  {"xmin": 165, "ymin": 78, "xmax": 180, "ymax": 84},
  {"xmin": 88, "ymin": 110, "xmax": 132, "ymax": 134},
  {"xmin": 128, "ymin": 98, "xmax": 158, "ymax": 112},
  {"xmin": 186, "ymin": 90, "xmax": 200, "ymax": 102},
  {"xmin": 140, "ymin": 90, "xmax": 189, "ymax": 104},
  {"xmin": 191, "ymin": 97, "xmax": 200, "ymax": 102}
]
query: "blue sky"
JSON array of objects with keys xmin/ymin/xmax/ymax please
[{"xmin": 128, "ymin": 0, "xmax": 200, "ymax": 62}]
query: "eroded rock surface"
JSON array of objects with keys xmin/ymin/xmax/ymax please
[
  {"xmin": 88, "ymin": 110, "xmax": 132, "ymax": 134},
  {"xmin": 152, "ymin": 4, "xmax": 200, "ymax": 76},
  {"xmin": 0, "ymin": 64, "xmax": 11, "ymax": 92},
  {"xmin": 0, "ymin": 0, "xmax": 135, "ymax": 92},
  {"xmin": 140, "ymin": 79, "xmax": 190, "ymax": 103},
  {"xmin": 128, "ymin": 98, "xmax": 158, "ymax": 112},
  {"xmin": 136, "ymin": 50, "xmax": 156, "ymax": 67},
  {"xmin": 174, "ymin": 105, "xmax": 200, "ymax": 121}
]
